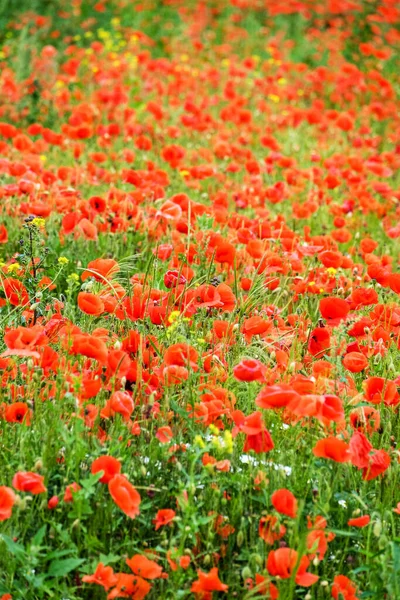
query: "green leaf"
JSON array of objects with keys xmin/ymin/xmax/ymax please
[
  {"xmin": 330, "ymin": 529, "xmax": 361, "ymax": 538},
  {"xmin": 32, "ymin": 525, "xmax": 47, "ymax": 547},
  {"xmin": 99, "ymin": 552, "xmax": 121, "ymax": 565},
  {"xmin": 45, "ymin": 549, "xmax": 75, "ymax": 560},
  {"xmin": 80, "ymin": 470, "xmax": 103, "ymax": 490},
  {"xmin": 0, "ymin": 534, "xmax": 26, "ymax": 559},
  {"xmin": 47, "ymin": 557, "xmax": 85, "ymax": 578},
  {"xmin": 0, "ymin": 583, "xmax": 10, "ymax": 595}
]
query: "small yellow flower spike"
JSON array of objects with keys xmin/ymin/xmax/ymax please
[
  {"xmin": 223, "ymin": 430, "xmax": 234, "ymax": 454},
  {"xmin": 58, "ymin": 256, "xmax": 69, "ymax": 265},
  {"xmin": 168, "ymin": 310, "xmax": 181, "ymax": 324},
  {"xmin": 32, "ymin": 218, "xmax": 46, "ymax": 229},
  {"xmin": 194, "ymin": 435, "xmax": 206, "ymax": 449},
  {"xmin": 6, "ymin": 263, "xmax": 20, "ymax": 273},
  {"xmin": 326, "ymin": 267, "xmax": 337, "ymax": 276}
]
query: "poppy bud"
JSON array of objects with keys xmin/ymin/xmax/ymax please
[
  {"xmin": 378, "ymin": 535, "xmax": 388, "ymax": 550},
  {"xmin": 237, "ymin": 530, "xmax": 244, "ymax": 547},
  {"xmin": 373, "ymin": 520, "xmax": 382, "ymax": 537},
  {"xmin": 47, "ymin": 495, "xmax": 59, "ymax": 509},
  {"xmin": 241, "ymin": 566, "xmax": 252, "ymax": 580},
  {"xmin": 251, "ymin": 553, "xmax": 263, "ymax": 566}
]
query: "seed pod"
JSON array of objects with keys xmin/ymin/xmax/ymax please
[{"xmin": 237, "ymin": 530, "xmax": 244, "ymax": 547}]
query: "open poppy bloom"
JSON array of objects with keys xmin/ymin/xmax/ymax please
[
  {"xmin": 82, "ymin": 563, "xmax": 118, "ymax": 590},
  {"xmin": 347, "ymin": 515, "xmax": 370, "ymax": 527},
  {"xmin": 363, "ymin": 377, "xmax": 399, "ymax": 406},
  {"xmin": 106, "ymin": 573, "xmax": 151, "ymax": 599},
  {"xmin": 4, "ymin": 402, "xmax": 32, "ymax": 425},
  {"xmin": 12, "ymin": 472, "xmax": 47, "ymax": 495},
  {"xmin": 233, "ymin": 358, "xmax": 267, "ymax": 382},
  {"xmin": 308, "ymin": 327, "xmax": 331, "ymax": 361},
  {"xmin": 77, "ymin": 292, "xmax": 105, "ymax": 316},
  {"xmin": 233, "ymin": 410, "xmax": 274, "ymax": 454},
  {"xmin": 126, "ymin": 554, "xmax": 163, "ymax": 579},
  {"xmin": 271, "ymin": 488, "xmax": 298, "ymax": 518},
  {"xmin": 191, "ymin": 568, "xmax": 228, "ymax": 597},
  {"xmin": 91, "ymin": 456, "xmax": 122, "ymax": 484},
  {"xmin": 0, "ymin": 486, "xmax": 16, "ymax": 521},
  {"xmin": 267, "ymin": 547, "xmax": 319, "ymax": 587},
  {"xmin": 259, "ymin": 515, "xmax": 286, "ymax": 544},
  {"xmin": 64, "ymin": 482, "xmax": 82, "ymax": 502},
  {"xmin": 256, "ymin": 385, "xmax": 300, "ymax": 410},
  {"xmin": 331, "ymin": 575, "xmax": 360, "ymax": 600},
  {"xmin": 153, "ymin": 508, "xmax": 176, "ymax": 530},
  {"xmin": 313, "ymin": 437, "xmax": 350, "ymax": 463},
  {"xmin": 342, "ymin": 352, "xmax": 368, "ymax": 373},
  {"xmin": 3, "ymin": 278, "xmax": 29, "ymax": 306},
  {"xmin": 108, "ymin": 475, "xmax": 141, "ymax": 519},
  {"xmin": 319, "ymin": 297, "xmax": 350, "ymax": 324}
]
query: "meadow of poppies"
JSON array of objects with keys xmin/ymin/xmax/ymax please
[{"xmin": 0, "ymin": 0, "xmax": 400, "ymax": 598}]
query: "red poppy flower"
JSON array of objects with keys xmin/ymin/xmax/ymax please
[
  {"xmin": 364, "ymin": 377, "xmax": 399, "ymax": 406},
  {"xmin": 108, "ymin": 474, "xmax": 141, "ymax": 519},
  {"xmin": 47, "ymin": 496, "xmax": 59, "ymax": 509},
  {"xmin": 308, "ymin": 327, "xmax": 331, "ymax": 357},
  {"xmin": 155, "ymin": 426, "xmax": 173, "ymax": 444},
  {"xmin": 256, "ymin": 385, "xmax": 300, "ymax": 409},
  {"xmin": 163, "ymin": 365, "xmax": 189, "ymax": 385},
  {"xmin": 259, "ymin": 515, "xmax": 286, "ymax": 544},
  {"xmin": 349, "ymin": 431, "xmax": 373, "ymax": 469},
  {"xmin": 164, "ymin": 269, "xmax": 187, "ymax": 288},
  {"xmin": 153, "ymin": 509, "xmax": 176, "ymax": 530},
  {"xmin": 91, "ymin": 456, "xmax": 122, "ymax": 484},
  {"xmin": 350, "ymin": 406, "xmax": 380, "ymax": 434},
  {"xmin": 0, "ymin": 224, "xmax": 8, "ymax": 244},
  {"xmin": 164, "ymin": 343, "xmax": 198, "ymax": 371},
  {"xmin": 12, "ymin": 472, "xmax": 47, "ymax": 494},
  {"xmin": 81, "ymin": 258, "xmax": 119, "ymax": 282},
  {"xmin": 233, "ymin": 358, "xmax": 266, "ymax": 382},
  {"xmin": 271, "ymin": 489, "xmax": 298, "ymax": 518},
  {"xmin": 70, "ymin": 334, "xmax": 108, "ymax": 364},
  {"xmin": 233, "ymin": 410, "xmax": 274, "ymax": 454},
  {"xmin": 347, "ymin": 515, "xmax": 370, "ymax": 527},
  {"xmin": 319, "ymin": 297, "xmax": 350, "ymax": 323},
  {"xmin": 107, "ymin": 573, "xmax": 151, "ymax": 600},
  {"xmin": 306, "ymin": 516, "xmax": 335, "ymax": 561},
  {"xmin": 82, "ymin": 563, "xmax": 118, "ymax": 590},
  {"xmin": 126, "ymin": 554, "xmax": 163, "ymax": 579},
  {"xmin": 4, "ymin": 402, "xmax": 31, "ymax": 425},
  {"xmin": 191, "ymin": 568, "xmax": 228, "ymax": 596},
  {"xmin": 0, "ymin": 486, "xmax": 16, "ymax": 521},
  {"xmin": 332, "ymin": 575, "xmax": 359, "ymax": 600},
  {"xmin": 342, "ymin": 352, "xmax": 368, "ymax": 373},
  {"xmin": 64, "ymin": 482, "xmax": 82, "ymax": 502},
  {"xmin": 267, "ymin": 548, "xmax": 318, "ymax": 587},
  {"xmin": 77, "ymin": 292, "xmax": 105, "ymax": 316},
  {"xmin": 102, "ymin": 391, "xmax": 134, "ymax": 421},
  {"xmin": 362, "ymin": 449, "xmax": 390, "ymax": 481},
  {"xmin": 3, "ymin": 278, "xmax": 29, "ymax": 307},
  {"xmin": 313, "ymin": 437, "xmax": 350, "ymax": 463}
]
